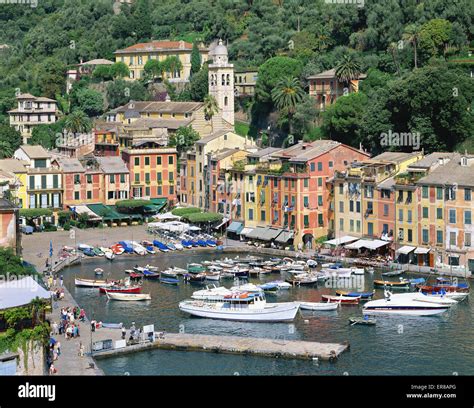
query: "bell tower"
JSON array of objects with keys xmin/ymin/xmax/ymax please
[{"xmin": 208, "ymin": 39, "xmax": 234, "ymax": 126}]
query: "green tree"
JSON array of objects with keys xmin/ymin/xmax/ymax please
[
  {"xmin": 419, "ymin": 19, "xmax": 453, "ymax": 61},
  {"xmin": 72, "ymin": 88, "xmax": 104, "ymax": 117},
  {"xmin": 92, "ymin": 65, "xmax": 113, "ymax": 81},
  {"xmin": 110, "ymin": 62, "xmax": 130, "ymax": 79},
  {"xmin": 322, "ymin": 92, "xmax": 368, "ymax": 148},
  {"xmin": 161, "ymin": 56, "xmax": 183, "ymax": 79},
  {"xmin": 169, "ymin": 126, "xmax": 200, "ymax": 155},
  {"xmin": 402, "ymin": 24, "xmax": 421, "ymax": 69},
  {"xmin": 335, "ymin": 53, "xmax": 362, "ymax": 91},
  {"xmin": 190, "ymin": 42, "xmax": 202, "ymax": 75},
  {"xmin": 143, "ymin": 59, "xmax": 162, "ymax": 80},
  {"xmin": 271, "ymin": 76, "xmax": 305, "ymax": 135},
  {"xmin": 29, "ymin": 121, "xmax": 64, "ymax": 150},
  {"xmin": 188, "ymin": 65, "xmax": 209, "ymax": 101},
  {"xmin": 106, "ymin": 79, "xmax": 149, "ymax": 109},
  {"xmin": 203, "ymin": 94, "xmax": 219, "ymax": 133},
  {"xmin": 255, "ymin": 57, "xmax": 304, "ymax": 104},
  {"xmin": 0, "ymin": 124, "xmax": 21, "ymax": 152},
  {"xmin": 0, "ymin": 140, "xmax": 13, "ymax": 158},
  {"xmin": 64, "ymin": 110, "xmax": 92, "ymax": 134}
]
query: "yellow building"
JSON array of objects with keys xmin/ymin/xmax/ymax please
[
  {"xmin": 0, "ymin": 159, "xmax": 28, "ymax": 208},
  {"xmin": 234, "ymin": 69, "xmax": 258, "ymax": 97},
  {"xmin": 114, "ymin": 40, "xmax": 208, "ymax": 81}
]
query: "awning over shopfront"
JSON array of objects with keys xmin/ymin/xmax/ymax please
[
  {"xmin": 275, "ymin": 230, "xmax": 294, "ymax": 243},
  {"xmin": 227, "ymin": 221, "xmax": 244, "ymax": 234},
  {"xmin": 143, "ymin": 198, "xmax": 168, "ymax": 214},
  {"xmin": 215, "ymin": 217, "xmax": 230, "ymax": 229},
  {"xmin": 345, "ymin": 239, "xmax": 389, "ymax": 250},
  {"xmin": 153, "ymin": 212, "xmax": 181, "ymax": 221},
  {"xmin": 87, "ymin": 204, "xmax": 130, "ymax": 221},
  {"xmin": 414, "ymin": 247, "xmax": 431, "ymax": 254},
  {"xmin": 240, "ymin": 227, "xmax": 254, "ymax": 236},
  {"xmin": 396, "ymin": 245, "xmax": 416, "ymax": 255},
  {"xmin": 259, "ymin": 227, "xmax": 283, "ymax": 241},
  {"xmin": 70, "ymin": 205, "xmax": 101, "ymax": 221},
  {"xmin": 324, "ymin": 236, "xmax": 359, "ymax": 246},
  {"xmin": 246, "ymin": 226, "xmax": 266, "ymax": 240}
]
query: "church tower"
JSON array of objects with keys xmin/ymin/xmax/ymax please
[{"xmin": 208, "ymin": 39, "xmax": 234, "ymax": 126}]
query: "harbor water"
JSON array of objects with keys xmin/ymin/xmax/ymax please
[{"xmin": 62, "ymin": 251, "xmax": 474, "ymax": 376}]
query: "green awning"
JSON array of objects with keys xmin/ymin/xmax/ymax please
[
  {"xmin": 108, "ymin": 206, "xmax": 142, "ymax": 220},
  {"xmin": 144, "ymin": 198, "xmax": 168, "ymax": 214},
  {"xmin": 259, "ymin": 227, "xmax": 283, "ymax": 241},
  {"xmin": 86, "ymin": 204, "xmax": 126, "ymax": 221},
  {"xmin": 246, "ymin": 226, "xmax": 267, "ymax": 240},
  {"xmin": 227, "ymin": 221, "xmax": 244, "ymax": 234},
  {"xmin": 275, "ymin": 230, "xmax": 294, "ymax": 243}
]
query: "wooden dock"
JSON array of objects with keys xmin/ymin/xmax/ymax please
[{"xmin": 93, "ymin": 332, "xmax": 349, "ymax": 362}]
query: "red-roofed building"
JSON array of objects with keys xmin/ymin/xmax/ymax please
[{"xmin": 114, "ymin": 40, "xmax": 209, "ymax": 81}]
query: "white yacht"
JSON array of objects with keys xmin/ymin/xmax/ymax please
[
  {"xmin": 179, "ymin": 292, "xmax": 299, "ymax": 322},
  {"xmin": 363, "ymin": 291, "xmax": 450, "ymax": 316}
]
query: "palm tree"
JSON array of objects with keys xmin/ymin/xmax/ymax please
[
  {"xmin": 271, "ymin": 77, "xmax": 305, "ymax": 112},
  {"xmin": 402, "ymin": 24, "xmax": 421, "ymax": 69},
  {"xmin": 387, "ymin": 42, "xmax": 401, "ymax": 75},
  {"xmin": 0, "ymin": 141, "xmax": 13, "ymax": 159},
  {"xmin": 203, "ymin": 94, "xmax": 219, "ymax": 133},
  {"xmin": 64, "ymin": 110, "xmax": 92, "ymax": 134},
  {"xmin": 335, "ymin": 53, "xmax": 362, "ymax": 91},
  {"xmin": 271, "ymin": 77, "xmax": 305, "ymax": 136}
]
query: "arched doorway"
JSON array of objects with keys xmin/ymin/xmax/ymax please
[{"xmin": 303, "ymin": 233, "xmax": 313, "ymax": 250}]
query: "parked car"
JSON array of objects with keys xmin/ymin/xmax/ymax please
[{"xmin": 20, "ymin": 225, "xmax": 34, "ymax": 235}]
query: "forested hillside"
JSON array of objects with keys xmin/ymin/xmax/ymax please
[{"xmin": 0, "ymin": 0, "xmax": 472, "ymax": 153}]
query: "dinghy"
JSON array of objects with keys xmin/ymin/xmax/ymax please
[
  {"xmin": 75, "ymin": 278, "xmax": 114, "ymax": 288},
  {"xmin": 299, "ymin": 302, "xmax": 339, "ymax": 311},
  {"xmin": 106, "ymin": 292, "xmax": 151, "ymax": 301},
  {"xmin": 321, "ymin": 295, "xmax": 360, "ymax": 304}
]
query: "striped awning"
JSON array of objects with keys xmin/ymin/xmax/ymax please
[{"xmin": 396, "ymin": 245, "xmax": 416, "ymax": 255}]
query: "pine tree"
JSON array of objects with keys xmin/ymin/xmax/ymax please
[{"xmin": 190, "ymin": 42, "xmax": 201, "ymax": 76}]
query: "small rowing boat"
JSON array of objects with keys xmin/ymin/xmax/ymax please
[
  {"xmin": 75, "ymin": 278, "xmax": 114, "ymax": 288},
  {"xmin": 349, "ymin": 317, "xmax": 376, "ymax": 326},
  {"xmin": 336, "ymin": 290, "xmax": 374, "ymax": 299},
  {"xmin": 106, "ymin": 292, "xmax": 151, "ymax": 301},
  {"xmin": 299, "ymin": 302, "xmax": 339, "ymax": 311},
  {"xmin": 321, "ymin": 295, "xmax": 360, "ymax": 304},
  {"xmin": 160, "ymin": 276, "xmax": 179, "ymax": 285},
  {"xmin": 373, "ymin": 279, "xmax": 410, "ymax": 289},
  {"xmin": 99, "ymin": 285, "xmax": 141, "ymax": 294}
]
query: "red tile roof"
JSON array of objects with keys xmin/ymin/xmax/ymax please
[{"xmin": 115, "ymin": 40, "xmax": 195, "ymax": 54}]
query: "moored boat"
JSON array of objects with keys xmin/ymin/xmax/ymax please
[
  {"xmin": 75, "ymin": 278, "xmax": 114, "ymax": 288},
  {"xmin": 373, "ymin": 279, "xmax": 410, "ymax": 289},
  {"xmin": 160, "ymin": 276, "xmax": 179, "ymax": 285},
  {"xmin": 99, "ymin": 285, "xmax": 142, "ymax": 294},
  {"xmin": 336, "ymin": 290, "xmax": 374, "ymax": 299},
  {"xmin": 106, "ymin": 292, "xmax": 151, "ymax": 301},
  {"xmin": 299, "ymin": 302, "xmax": 339, "ymax": 311},
  {"xmin": 321, "ymin": 295, "xmax": 360, "ymax": 304},
  {"xmin": 179, "ymin": 292, "xmax": 300, "ymax": 322}
]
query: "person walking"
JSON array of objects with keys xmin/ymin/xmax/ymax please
[
  {"xmin": 59, "ymin": 275, "xmax": 64, "ymax": 287},
  {"xmin": 78, "ymin": 342, "xmax": 84, "ymax": 357}
]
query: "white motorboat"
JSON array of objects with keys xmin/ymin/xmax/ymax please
[
  {"xmin": 204, "ymin": 272, "xmax": 220, "ymax": 281},
  {"xmin": 306, "ymin": 259, "xmax": 318, "ymax": 268},
  {"xmin": 191, "ymin": 285, "xmax": 233, "ymax": 300},
  {"xmin": 363, "ymin": 291, "xmax": 450, "ymax": 316},
  {"xmin": 106, "ymin": 292, "xmax": 151, "ymax": 301},
  {"xmin": 299, "ymin": 302, "xmax": 339, "ymax": 311},
  {"xmin": 230, "ymin": 283, "xmax": 263, "ymax": 293},
  {"xmin": 105, "ymin": 251, "xmax": 115, "ymax": 261},
  {"xmin": 179, "ymin": 292, "xmax": 300, "ymax": 322},
  {"xmin": 174, "ymin": 243, "xmax": 184, "ymax": 251},
  {"xmin": 395, "ymin": 292, "xmax": 458, "ymax": 306},
  {"xmin": 75, "ymin": 278, "xmax": 114, "ymax": 288}
]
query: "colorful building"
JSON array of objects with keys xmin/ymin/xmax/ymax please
[
  {"xmin": 234, "ymin": 69, "xmax": 258, "ymax": 97},
  {"xmin": 121, "ymin": 141, "xmax": 178, "ymax": 203},
  {"xmin": 0, "ymin": 198, "xmax": 20, "ymax": 254},
  {"xmin": 13, "ymin": 146, "xmax": 63, "ymax": 210},
  {"xmin": 95, "ymin": 156, "xmax": 130, "ymax": 205},
  {"xmin": 114, "ymin": 40, "xmax": 208, "ymax": 81},
  {"xmin": 8, "ymin": 94, "xmax": 58, "ymax": 144},
  {"xmin": 307, "ymin": 68, "xmax": 366, "ymax": 111},
  {"xmin": 0, "ymin": 159, "xmax": 28, "ymax": 208}
]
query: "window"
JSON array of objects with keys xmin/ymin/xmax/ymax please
[
  {"xmin": 465, "ymin": 188, "xmax": 472, "ymax": 201},
  {"xmin": 422, "ymin": 229, "xmax": 429, "ymax": 243},
  {"xmin": 436, "ymin": 187, "xmax": 443, "ymax": 200},
  {"xmin": 145, "ymin": 187, "xmax": 150, "ymax": 196},
  {"xmin": 339, "ymin": 201, "xmax": 344, "ymax": 213},
  {"xmin": 466, "ymin": 233, "xmax": 471, "ymax": 247},
  {"xmin": 465, "ymin": 211, "xmax": 472, "ymax": 225},
  {"xmin": 328, "ymin": 161, "xmax": 333, "ymax": 168},
  {"xmin": 303, "ymin": 196, "xmax": 309, "ymax": 208},
  {"xmin": 157, "ymin": 186, "xmax": 162, "ymax": 196},
  {"xmin": 303, "ymin": 178, "xmax": 309, "ymax": 188},
  {"xmin": 35, "ymin": 159, "xmax": 46, "ymax": 168},
  {"xmin": 381, "ymin": 189, "xmax": 391, "ymax": 199},
  {"xmin": 110, "ymin": 174, "xmax": 115, "ymax": 184},
  {"xmin": 87, "ymin": 174, "xmax": 92, "ymax": 184},
  {"xmin": 356, "ymin": 201, "xmax": 360, "ymax": 213},
  {"xmin": 318, "ymin": 178, "xmax": 322, "ymax": 187},
  {"xmin": 87, "ymin": 191, "xmax": 92, "ymax": 200},
  {"xmin": 169, "ymin": 186, "xmax": 174, "ymax": 195},
  {"xmin": 74, "ymin": 191, "xmax": 80, "ymax": 200},
  {"xmin": 248, "ymin": 209, "xmax": 254, "ymax": 220},
  {"xmin": 383, "ymin": 204, "xmax": 389, "ymax": 216},
  {"xmin": 134, "ymin": 174, "xmax": 140, "ymax": 183},
  {"xmin": 350, "ymin": 201, "xmax": 354, "ymax": 212},
  {"xmin": 169, "ymin": 172, "xmax": 174, "ymax": 182},
  {"xmin": 304, "ymin": 215, "xmax": 309, "ymax": 227},
  {"xmin": 145, "ymin": 157, "xmax": 150, "ymax": 166},
  {"xmin": 398, "ymin": 209, "xmax": 403, "ymax": 222},
  {"xmin": 134, "ymin": 157, "xmax": 140, "ymax": 166},
  {"xmin": 53, "ymin": 175, "xmax": 59, "ymax": 188},
  {"xmin": 120, "ymin": 174, "xmax": 125, "ymax": 183},
  {"xmin": 407, "ymin": 210, "xmax": 412, "ymax": 223},
  {"xmin": 349, "ymin": 219, "xmax": 354, "ymax": 232},
  {"xmin": 422, "ymin": 207, "xmax": 428, "ymax": 219},
  {"xmin": 356, "ymin": 220, "xmax": 361, "ymax": 232},
  {"xmin": 365, "ymin": 185, "xmax": 374, "ymax": 198},
  {"xmin": 318, "ymin": 195, "xmax": 323, "ymax": 206},
  {"xmin": 450, "ymin": 232, "xmax": 456, "ymax": 246},
  {"xmin": 318, "ymin": 214, "xmax": 324, "ymax": 227},
  {"xmin": 310, "ymin": 163, "xmax": 315, "ymax": 172},
  {"xmin": 339, "ymin": 218, "xmax": 344, "ymax": 232},
  {"xmin": 339, "ymin": 184, "xmax": 343, "ymax": 194},
  {"xmin": 41, "ymin": 175, "xmax": 46, "ymax": 189},
  {"xmin": 437, "ymin": 208, "xmax": 443, "ymax": 220},
  {"xmin": 29, "ymin": 176, "xmax": 35, "ymax": 190},
  {"xmin": 317, "ymin": 162, "xmax": 322, "ymax": 171},
  {"xmin": 436, "ymin": 230, "xmax": 443, "ymax": 244},
  {"xmin": 407, "ymin": 229, "xmax": 413, "ymax": 242},
  {"xmin": 157, "ymin": 157, "xmax": 162, "ymax": 165},
  {"xmin": 145, "ymin": 173, "xmax": 150, "ymax": 183},
  {"xmin": 168, "ymin": 156, "xmax": 174, "ymax": 165},
  {"xmin": 422, "ymin": 186, "xmax": 428, "ymax": 198},
  {"xmin": 367, "ymin": 222, "xmax": 373, "ymax": 236},
  {"xmin": 449, "ymin": 209, "xmax": 456, "ymax": 224},
  {"xmin": 260, "ymin": 210, "xmax": 266, "ymax": 221}
]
